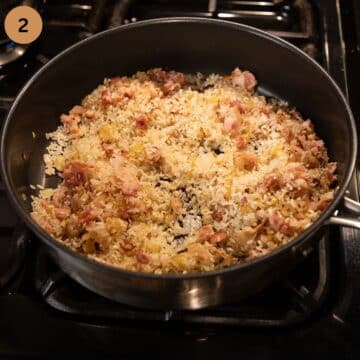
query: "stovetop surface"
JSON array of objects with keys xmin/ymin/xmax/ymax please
[{"xmin": 1, "ymin": 0, "xmax": 360, "ymax": 358}]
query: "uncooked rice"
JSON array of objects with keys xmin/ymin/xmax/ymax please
[{"xmin": 31, "ymin": 68, "xmax": 337, "ymax": 274}]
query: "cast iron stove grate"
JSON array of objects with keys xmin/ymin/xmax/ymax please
[{"xmin": 115, "ymin": 0, "xmax": 321, "ymax": 60}]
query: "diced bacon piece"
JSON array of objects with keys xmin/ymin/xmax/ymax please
[
  {"xmin": 327, "ymin": 162, "xmax": 337, "ymax": 185},
  {"xmin": 137, "ymin": 253, "xmax": 149, "ymax": 264},
  {"xmin": 240, "ymin": 196, "xmax": 248, "ymax": 204},
  {"xmin": 54, "ymin": 207, "xmax": 70, "ymax": 220},
  {"xmin": 78, "ymin": 205, "xmax": 99, "ymax": 225},
  {"xmin": 221, "ymin": 107, "xmax": 242, "ymax": 134},
  {"xmin": 105, "ymin": 79, "xmax": 134, "ymax": 103},
  {"xmin": 298, "ymin": 135, "xmax": 325, "ymax": 156},
  {"xmin": 122, "ymin": 89, "xmax": 134, "ymax": 99},
  {"xmin": 60, "ymin": 113, "xmax": 80, "ymax": 133},
  {"xmin": 229, "ymin": 99, "xmax": 245, "ymax": 113},
  {"xmin": 234, "ymin": 135, "xmax": 247, "ymax": 150},
  {"xmin": 211, "ymin": 206, "xmax": 224, "ymax": 221},
  {"xmin": 268, "ymin": 213, "xmax": 294, "ymax": 236},
  {"xmin": 85, "ymin": 110, "xmax": 95, "ymax": 120},
  {"xmin": 263, "ymin": 173, "xmax": 285, "ymax": 192},
  {"xmin": 309, "ymin": 139, "xmax": 325, "ymax": 156},
  {"xmin": 119, "ymin": 89, "xmax": 133, "ymax": 101},
  {"xmin": 209, "ymin": 231, "xmax": 228, "ymax": 244},
  {"xmin": 162, "ymin": 80, "xmax": 179, "ymax": 95},
  {"xmin": 243, "ymin": 71, "xmax": 257, "ymax": 91},
  {"xmin": 63, "ymin": 161, "xmax": 90, "ymax": 188},
  {"xmin": 303, "ymin": 152, "xmax": 320, "ymax": 169},
  {"xmin": 121, "ymin": 239, "xmax": 135, "ymax": 251},
  {"xmin": 38, "ymin": 199, "xmax": 49, "ymax": 209},
  {"xmin": 260, "ymin": 105, "xmax": 272, "ymax": 115},
  {"xmin": 162, "ymin": 71, "xmax": 185, "ymax": 95},
  {"xmin": 145, "ymin": 146, "xmax": 162, "ymax": 164},
  {"xmin": 286, "ymin": 163, "xmax": 308, "ymax": 180},
  {"xmin": 230, "ymin": 68, "xmax": 257, "ymax": 91},
  {"xmin": 120, "ymin": 172, "xmax": 139, "ymax": 196},
  {"xmin": 148, "ymin": 69, "xmax": 185, "ymax": 95},
  {"xmin": 148, "ymin": 68, "xmax": 168, "ymax": 83},
  {"xmin": 102, "ymin": 142, "xmax": 114, "ymax": 158},
  {"xmin": 78, "ymin": 208, "xmax": 93, "ymax": 225},
  {"xmin": 230, "ymin": 68, "xmax": 245, "ymax": 88},
  {"xmin": 117, "ymin": 205, "xmax": 132, "ymax": 221},
  {"xmin": 285, "ymin": 163, "xmax": 311, "ymax": 194},
  {"xmin": 282, "ymin": 127, "xmax": 294, "ymax": 142},
  {"xmin": 168, "ymin": 71, "xmax": 185, "ymax": 85},
  {"xmin": 234, "ymin": 152, "xmax": 258, "ymax": 171},
  {"xmin": 135, "ymin": 114, "xmax": 149, "ymax": 135},
  {"xmin": 101, "ymin": 89, "xmax": 112, "ymax": 105},
  {"xmin": 121, "ymin": 182, "xmax": 139, "ymax": 197},
  {"xmin": 298, "ymin": 135, "xmax": 311, "ymax": 149},
  {"xmin": 198, "ymin": 225, "xmax": 215, "ymax": 242}
]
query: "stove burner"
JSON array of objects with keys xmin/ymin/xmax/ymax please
[
  {"xmin": 118, "ymin": 0, "xmax": 320, "ymax": 60},
  {"xmin": 0, "ymin": 40, "xmax": 29, "ymax": 67}
]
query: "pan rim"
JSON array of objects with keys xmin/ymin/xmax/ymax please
[{"xmin": 0, "ymin": 17, "xmax": 357, "ymax": 281}]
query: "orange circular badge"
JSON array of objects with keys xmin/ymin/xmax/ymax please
[{"xmin": 4, "ymin": 6, "xmax": 43, "ymax": 44}]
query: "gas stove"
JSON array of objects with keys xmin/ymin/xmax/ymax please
[{"xmin": 1, "ymin": 0, "xmax": 360, "ymax": 358}]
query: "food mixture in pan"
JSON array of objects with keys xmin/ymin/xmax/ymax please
[{"xmin": 31, "ymin": 68, "xmax": 337, "ymax": 274}]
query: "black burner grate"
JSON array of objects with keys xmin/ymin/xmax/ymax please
[{"xmin": 120, "ymin": 0, "xmax": 321, "ymax": 60}]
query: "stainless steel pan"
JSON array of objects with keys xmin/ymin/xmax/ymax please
[{"xmin": 1, "ymin": 18, "xmax": 359, "ymax": 309}]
